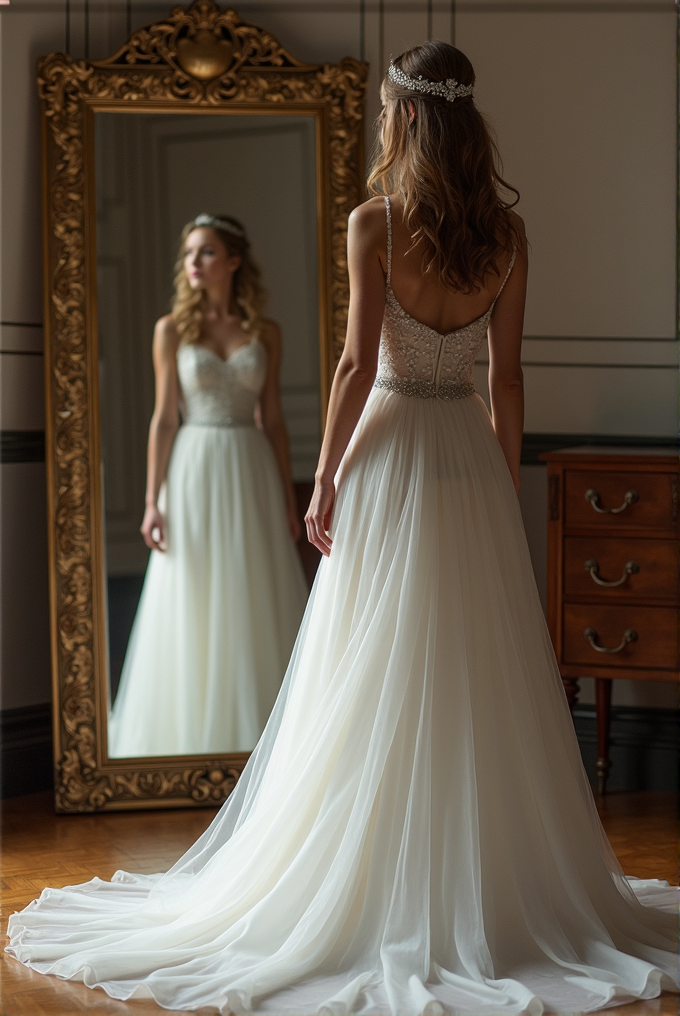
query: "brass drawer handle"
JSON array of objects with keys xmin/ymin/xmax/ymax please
[
  {"xmin": 584, "ymin": 558, "xmax": 639, "ymax": 587},
  {"xmin": 585, "ymin": 488, "xmax": 638, "ymax": 514},
  {"xmin": 583, "ymin": 626, "xmax": 638, "ymax": 654}
]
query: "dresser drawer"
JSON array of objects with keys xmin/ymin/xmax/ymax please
[
  {"xmin": 563, "ymin": 537, "xmax": 679, "ymax": 602},
  {"xmin": 562, "ymin": 604, "xmax": 679, "ymax": 671},
  {"xmin": 564, "ymin": 470, "xmax": 677, "ymax": 530}
]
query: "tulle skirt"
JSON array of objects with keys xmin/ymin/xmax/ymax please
[
  {"xmin": 108, "ymin": 422, "xmax": 308, "ymax": 757},
  {"xmin": 7, "ymin": 392, "xmax": 679, "ymax": 1013}
]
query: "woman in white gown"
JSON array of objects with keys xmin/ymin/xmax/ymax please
[
  {"xmin": 7, "ymin": 42, "xmax": 677, "ymax": 1015},
  {"xmin": 108, "ymin": 212, "xmax": 308, "ymax": 757}
]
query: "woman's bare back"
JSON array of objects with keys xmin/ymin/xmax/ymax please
[{"xmin": 370, "ymin": 194, "xmax": 518, "ymax": 335}]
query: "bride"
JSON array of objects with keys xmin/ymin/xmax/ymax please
[
  {"xmin": 7, "ymin": 42, "xmax": 677, "ymax": 1015},
  {"xmin": 108, "ymin": 212, "xmax": 308, "ymax": 757}
]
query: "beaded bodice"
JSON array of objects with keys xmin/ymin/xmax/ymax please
[
  {"xmin": 177, "ymin": 340, "xmax": 266, "ymax": 427},
  {"xmin": 375, "ymin": 196, "xmax": 515, "ymax": 400}
]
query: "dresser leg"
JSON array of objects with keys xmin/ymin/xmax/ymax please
[
  {"xmin": 595, "ymin": 678, "xmax": 612, "ymax": 796},
  {"xmin": 562, "ymin": 677, "xmax": 579, "ymax": 714}
]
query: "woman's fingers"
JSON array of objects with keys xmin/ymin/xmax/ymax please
[
  {"xmin": 308, "ymin": 519, "xmax": 332, "ymax": 555},
  {"xmin": 143, "ymin": 530, "xmax": 162, "ymax": 552},
  {"xmin": 140, "ymin": 518, "xmax": 166, "ymax": 552},
  {"xmin": 305, "ymin": 481, "xmax": 335, "ymax": 555},
  {"xmin": 304, "ymin": 513, "xmax": 332, "ymax": 556}
]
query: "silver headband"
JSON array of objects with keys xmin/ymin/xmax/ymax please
[
  {"xmin": 388, "ymin": 62, "xmax": 473, "ymax": 103},
  {"xmin": 193, "ymin": 213, "xmax": 245, "ymax": 238}
]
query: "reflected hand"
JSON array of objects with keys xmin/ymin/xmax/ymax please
[
  {"xmin": 141, "ymin": 504, "xmax": 167, "ymax": 552},
  {"xmin": 305, "ymin": 480, "xmax": 335, "ymax": 557},
  {"xmin": 287, "ymin": 500, "xmax": 301, "ymax": 543}
]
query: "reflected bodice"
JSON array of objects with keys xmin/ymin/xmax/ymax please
[
  {"xmin": 177, "ymin": 340, "xmax": 267, "ymax": 426},
  {"xmin": 374, "ymin": 196, "xmax": 515, "ymax": 401}
]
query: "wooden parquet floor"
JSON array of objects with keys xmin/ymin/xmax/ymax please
[{"xmin": 0, "ymin": 791, "xmax": 677, "ymax": 1016}]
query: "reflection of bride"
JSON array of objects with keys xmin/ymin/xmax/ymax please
[{"xmin": 108, "ymin": 213, "xmax": 308, "ymax": 757}]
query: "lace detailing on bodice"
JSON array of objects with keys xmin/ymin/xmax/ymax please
[
  {"xmin": 177, "ymin": 340, "xmax": 266, "ymax": 427},
  {"xmin": 375, "ymin": 195, "xmax": 516, "ymax": 401}
]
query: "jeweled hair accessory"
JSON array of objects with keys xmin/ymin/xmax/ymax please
[
  {"xmin": 194, "ymin": 213, "xmax": 245, "ymax": 238},
  {"xmin": 388, "ymin": 62, "xmax": 474, "ymax": 102}
]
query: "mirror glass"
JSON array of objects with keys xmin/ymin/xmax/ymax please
[{"xmin": 95, "ymin": 111, "xmax": 320, "ymax": 759}]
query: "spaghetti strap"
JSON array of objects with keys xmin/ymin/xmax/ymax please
[
  {"xmin": 491, "ymin": 247, "xmax": 517, "ymax": 310},
  {"xmin": 384, "ymin": 195, "xmax": 392, "ymax": 287}
]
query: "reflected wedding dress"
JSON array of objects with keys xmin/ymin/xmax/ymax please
[
  {"xmin": 7, "ymin": 199, "xmax": 678, "ymax": 1013},
  {"xmin": 108, "ymin": 337, "xmax": 308, "ymax": 756}
]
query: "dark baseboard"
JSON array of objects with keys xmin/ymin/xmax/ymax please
[
  {"xmin": 573, "ymin": 705, "xmax": 679, "ymax": 794},
  {"xmin": 1, "ymin": 702, "xmax": 677, "ymax": 800},
  {"xmin": 1, "ymin": 430, "xmax": 45, "ymax": 464},
  {"xmin": 1, "ymin": 703, "xmax": 53, "ymax": 799},
  {"xmin": 2, "ymin": 429, "xmax": 677, "ymax": 467}
]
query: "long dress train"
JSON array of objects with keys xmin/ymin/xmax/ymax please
[
  {"xmin": 108, "ymin": 339, "xmax": 308, "ymax": 756},
  {"xmin": 6, "ymin": 199, "xmax": 678, "ymax": 1014}
]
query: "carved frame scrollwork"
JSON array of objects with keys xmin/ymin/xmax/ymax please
[{"xmin": 38, "ymin": 0, "xmax": 367, "ymax": 812}]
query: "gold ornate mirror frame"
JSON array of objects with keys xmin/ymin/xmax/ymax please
[{"xmin": 39, "ymin": 0, "xmax": 367, "ymax": 813}]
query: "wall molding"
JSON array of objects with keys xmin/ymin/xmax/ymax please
[
  {"xmin": 3, "ymin": 1, "xmax": 674, "ymax": 14},
  {"xmin": 3, "ymin": 429, "xmax": 676, "ymax": 467}
]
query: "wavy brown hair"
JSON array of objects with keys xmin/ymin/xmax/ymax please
[
  {"xmin": 171, "ymin": 214, "xmax": 266, "ymax": 345},
  {"xmin": 367, "ymin": 41, "xmax": 521, "ymax": 294}
]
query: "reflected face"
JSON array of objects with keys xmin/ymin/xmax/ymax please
[{"xmin": 184, "ymin": 227, "xmax": 241, "ymax": 291}]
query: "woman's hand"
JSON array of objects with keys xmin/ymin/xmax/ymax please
[
  {"xmin": 305, "ymin": 480, "xmax": 335, "ymax": 556},
  {"xmin": 141, "ymin": 503, "xmax": 167, "ymax": 552},
  {"xmin": 287, "ymin": 498, "xmax": 301, "ymax": 543}
]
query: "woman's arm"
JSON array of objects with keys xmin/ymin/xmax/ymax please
[
  {"xmin": 258, "ymin": 320, "xmax": 300, "ymax": 542},
  {"xmin": 487, "ymin": 218, "xmax": 528, "ymax": 495},
  {"xmin": 305, "ymin": 199, "xmax": 387, "ymax": 556},
  {"xmin": 140, "ymin": 316, "xmax": 181, "ymax": 551}
]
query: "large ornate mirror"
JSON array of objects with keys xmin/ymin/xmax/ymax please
[{"xmin": 39, "ymin": 0, "xmax": 366, "ymax": 812}]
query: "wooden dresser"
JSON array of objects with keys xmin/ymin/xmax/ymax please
[{"xmin": 540, "ymin": 446, "xmax": 679, "ymax": 793}]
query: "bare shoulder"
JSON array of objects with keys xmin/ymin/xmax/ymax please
[
  {"xmin": 349, "ymin": 197, "xmax": 386, "ymax": 237},
  {"xmin": 153, "ymin": 314, "xmax": 180, "ymax": 357},
  {"xmin": 348, "ymin": 197, "xmax": 387, "ymax": 262},
  {"xmin": 259, "ymin": 317, "xmax": 281, "ymax": 352}
]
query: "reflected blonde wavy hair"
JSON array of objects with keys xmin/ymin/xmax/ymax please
[
  {"xmin": 171, "ymin": 214, "xmax": 266, "ymax": 344},
  {"xmin": 367, "ymin": 41, "xmax": 521, "ymax": 294}
]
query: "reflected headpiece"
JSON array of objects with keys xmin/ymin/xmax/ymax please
[
  {"xmin": 193, "ymin": 213, "xmax": 245, "ymax": 239},
  {"xmin": 388, "ymin": 62, "xmax": 474, "ymax": 103}
]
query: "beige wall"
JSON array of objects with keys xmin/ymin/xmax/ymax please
[{"xmin": 1, "ymin": 0, "xmax": 677, "ymax": 712}]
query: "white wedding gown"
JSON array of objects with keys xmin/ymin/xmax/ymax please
[
  {"xmin": 7, "ymin": 199, "xmax": 678, "ymax": 1013},
  {"xmin": 108, "ymin": 338, "xmax": 308, "ymax": 756}
]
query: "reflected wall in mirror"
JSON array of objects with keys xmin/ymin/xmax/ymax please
[
  {"xmin": 96, "ymin": 113, "xmax": 319, "ymax": 758},
  {"xmin": 38, "ymin": 0, "xmax": 367, "ymax": 811}
]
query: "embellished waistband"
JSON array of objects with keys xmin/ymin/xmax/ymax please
[
  {"xmin": 183, "ymin": 419, "xmax": 256, "ymax": 429},
  {"xmin": 373, "ymin": 375, "xmax": 475, "ymax": 401}
]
